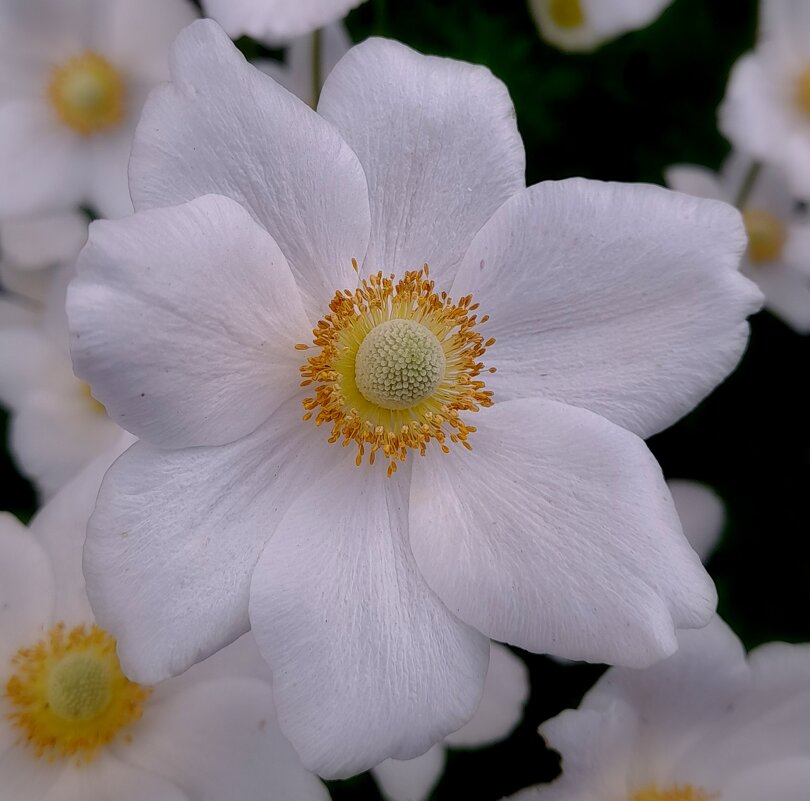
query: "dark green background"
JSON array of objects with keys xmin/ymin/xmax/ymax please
[{"xmin": 3, "ymin": 1, "xmax": 808, "ymax": 799}]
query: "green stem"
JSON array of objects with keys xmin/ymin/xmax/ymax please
[
  {"xmin": 311, "ymin": 27, "xmax": 322, "ymax": 109},
  {"xmin": 734, "ymin": 160, "xmax": 762, "ymax": 209}
]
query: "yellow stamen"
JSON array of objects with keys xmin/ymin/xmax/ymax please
[
  {"xmin": 4, "ymin": 623, "xmax": 149, "ymax": 763},
  {"xmin": 797, "ymin": 65, "xmax": 810, "ymax": 116},
  {"xmin": 631, "ymin": 785, "xmax": 718, "ymax": 801},
  {"xmin": 548, "ymin": 0, "xmax": 585, "ymax": 28},
  {"xmin": 742, "ymin": 208, "xmax": 787, "ymax": 263},
  {"xmin": 48, "ymin": 52, "xmax": 125, "ymax": 136},
  {"xmin": 298, "ymin": 264, "xmax": 494, "ymax": 476},
  {"xmin": 81, "ymin": 382, "xmax": 107, "ymax": 415}
]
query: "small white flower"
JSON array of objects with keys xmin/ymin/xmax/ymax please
[
  {"xmin": 508, "ymin": 617, "xmax": 810, "ymax": 801},
  {"xmin": 372, "ymin": 642, "xmax": 529, "ymax": 801},
  {"xmin": 0, "ymin": 264, "xmax": 122, "ymax": 498},
  {"xmin": 719, "ymin": 0, "xmax": 810, "ymax": 197},
  {"xmin": 667, "ymin": 480, "xmax": 725, "ymax": 564},
  {"xmin": 528, "ymin": 0, "xmax": 674, "ymax": 53},
  {"xmin": 0, "ymin": 452, "xmax": 330, "ymax": 801},
  {"xmin": 69, "ymin": 22, "xmax": 761, "ymax": 778},
  {"xmin": 202, "ymin": 0, "xmax": 365, "ymax": 45},
  {"xmin": 0, "ymin": 0, "xmax": 197, "ymax": 220},
  {"xmin": 666, "ymin": 155, "xmax": 810, "ymax": 333},
  {"xmin": 254, "ymin": 22, "xmax": 351, "ymax": 107}
]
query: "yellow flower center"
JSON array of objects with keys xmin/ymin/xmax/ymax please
[
  {"xmin": 548, "ymin": 0, "xmax": 585, "ymax": 28},
  {"xmin": 796, "ymin": 65, "xmax": 810, "ymax": 116},
  {"xmin": 48, "ymin": 52, "xmax": 125, "ymax": 136},
  {"xmin": 4, "ymin": 623, "xmax": 150, "ymax": 763},
  {"xmin": 630, "ymin": 785, "xmax": 718, "ymax": 801},
  {"xmin": 81, "ymin": 382, "xmax": 107, "ymax": 415},
  {"xmin": 742, "ymin": 208, "xmax": 787, "ymax": 263},
  {"xmin": 298, "ymin": 262, "xmax": 494, "ymax": 476}
]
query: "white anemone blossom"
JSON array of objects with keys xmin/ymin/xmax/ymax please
[
  {"xmin": 528, "ymin": 0, "xmax": 674, "ymax": 53},
  {"xmin": 202, "ymin": 0, "xmax": 365, "ymax": 45},
  {"xmin": 666, "ymin": 156, "xmax": 810, "ymax": 333},
  {"xmin": 0, "ymin": 452, "xmax": 330, "ymax": 801},
  {"xmin": 254, "ymin": 22, "xmax": 351, "ymax": 107},
  {"xmin": 68, "ymin": 21, "xmax": 761, "ymax": 778},
  {"xmin": 372, "ymin": 642, "xmax": 529, "ymax": 801},
  {"xmin": 0, "ymin": 0, "xmax": 197, "ymax": 220},
  {"xmin": 719, "ymin": 0, "xmax": 810, "ymax": 197},
  {"xmin": 508, "ymin": 617, "xmax": 810, "ymax": 801}
]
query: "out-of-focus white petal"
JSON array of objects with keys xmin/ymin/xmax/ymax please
[
  {"xmin": 372, "ymin": 746, "xmax": 446, "ymax": 801},
  {"xmin": 667, "ymin": 480, "xmax": 725, "ymax": 563}
]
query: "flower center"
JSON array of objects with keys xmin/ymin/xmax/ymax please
[
  {"xmin": 298, "ymin": 263, "xmax": 494, "ymax": 476},
  {"xmin": 48, "ymin": 52, "xmax": 125, "ymax": 136},
  {"xmin": 797, "ymin": 65, "xmax": 810, "ymax": 116},
  {"xmin": 548, "ymin": 0, "xmax": 585, "ymax": 28},
  {"xmin": 742, "ymin": 208, "xmax": 786, "ymax": 263},
  {"xmin": 355, "ymin": 319, "xmax": 446, "ymax": 410},
  {"xmin": 630, "ymin": 785, "xmax": 718, "ymax": 801},
  {"xmin": 4, "ymin": 623, "xmax": 150, "ymax": 763}
]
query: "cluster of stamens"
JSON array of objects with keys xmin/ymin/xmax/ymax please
[
  {"xmin": 298, "ymin": 262, "xmax": 495, "ymax": 476},
  {"xmin": 630, "ymin": 786, "xmax": 718, "ymax": 801},
  {"xmin": 4, "ymin": 623, "xmax": 149, "ymax": 763}
]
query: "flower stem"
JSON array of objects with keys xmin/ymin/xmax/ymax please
[
  {"xmin": 734, "ymin": 160, "xmax": 762, "ymax": 209},
  {"xmin": 311, "ymin": 27, "xmax": 322, "ymax": 109}
]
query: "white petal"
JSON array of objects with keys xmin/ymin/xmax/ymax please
[
  {"xmin": 249, "ymin": 460, "xmax": 490, "ymax": 778},
  {"xmin": 372, "ymin": 746, "xmax": 446, "ymax": 801},
  {"xmin": 318, "ymin": 38, "xmax": 525, "ymax": 287},
  {"xmin": 530, "ymin": 0, "xmax": 674, "ymax": 53},
  {"xmin": 87, "ymin": 130, "xmax": 135, "ymax": 219},
  {"xmin": 116, "ymin": 678, "xmax": 329, "ymax": 801},
  {"xmin": 452, "ymin": 179, "xmax": 761, "ymax": 439},
  {"xmin": 663, "ymin": 165, "xmax": 726, "ymax": 201},
  {"xmin": 0, "ymin": 100, "xmax": 87, "ymax": 217},
  {"xmin": 0, "ymin": 212, "xmax": 87, "ymax": 269},
  {"xmin": 39, "ymin": 756, "xmax": 188, "ymax": 801},
  {"xmin": 746, "ymin": 260, "xmax": 810, "ymax": 333},
  {"xmin": 69, "ymin": 195, "xmax": 309, "ymax": 449},
  {"xmin": 129, "ymin": 20, "xmax": 370, "ymax": 320},
  {"xmin": 288, "ymin": 21, "xmax": 352, "ymax": 103},
  {"xmin": 0, "ymin": 750, "xmax": 64, "ymax": 801},
  {"xmin": 0, "ymin": 512, "xmax": 54, "ymax": 670},
  {"xmin": 408, "ymin": 398, "xmax": 716, "ymax": 667},
  {"xmin": 0, "ymin": 327, "xmax": 60, "ymax": 408},
  {"xmin": 445, "ymin": 643, "xmax": 529, "ymax": 747},
  {"xmin": 202, "ymin": 0, "xmax": 364, "ymax": 44},
  {"xmin": 721, "ymin": 758, "xmax": 810, "ymax": 801},
  {"xmin": 83, "ymin": 399, "xmax": 333, "ymax": 684},
  {"xmin": 667, "ymin": 480, "xmax": 725, "ymax": 563}
]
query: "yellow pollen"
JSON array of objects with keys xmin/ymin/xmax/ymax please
[
  {"xmin": 630, "ymin": 785, "xmax": 718, "ymax": 801},
  {"xmin": 742, "ymin": 208, "xmax": 787, "ymax": 263},
  {"xmin": 4, "ymin": 623, "xmax": 150, "ymax": 763},
  {"xmin": 81, "ymin": 382, "xmax": 107, "ymax": 415},
  {"xmin": 797, "ymin": 65, "xmax": 810, "ymax": 116},
  {"xmin": 48, "ymin": 52, "xmax": 125, "ymax": 136},
  {"xmin": 298, "ymin": 263, "xmax": 495, "ymax": 476},
  {"xmin": 548, "ymin": 0, "xmax": 585, "ymax": 28}
]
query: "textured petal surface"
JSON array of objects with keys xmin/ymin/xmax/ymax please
[
  {"xmin": 452, "ymin": 179, "xmax": 760, "ymax": 438},
  {"xmin": 69, "ymin": 195, "xmax": 309, "ymax": 449},
  {"xmin": 409, "ymin": 398, "xmax": 716, "ymax": 667},
  {"xmin": 83, "ymin": 399, "xmax": 331, "ymax": 684},
  {"xmin": 372, "ymin": 745, "xmax": 446, "ymax": 801},
  {"xmin": 202, "ymin": 0, "xmax": 364, "ymax": 44},
  {"xmin": 249, "ymin": 460, "xmax": 490, "ymax": 778},
  {"xmin": 318, "ymin": 37, "xmax": 525, "ymax": 287},
  {"xmin": 129, "ymin": 20, "xmax": 370, "ymax": 320},
  {"xmin": 117, "ymin": 678, "xmax": 329, "ymax": 801}
]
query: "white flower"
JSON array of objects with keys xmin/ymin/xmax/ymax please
[
  {"xmin": 0, "ymin": 211, "xmax": 88, "ymax": 304},
  {"xmin": 254, "ymin": 22, "xmax": 351, "ymax": 107},
  {"xmin": 372, "ymin": 642, "xmax": 529, "ymax": 801},
  {"xmin": 0, "ymin": 0, "xmax": 197, "ymax": 220},
  {"xmin": 202, "ymin": 0, "xmax": 365, "ymax": 45},
  {"xmin": 668, "ymin": 480, "xmax": 725, "ymax": 564},
  {"xmin": 719, "ymin": 0, "xmax": 810, "ymax": 197},
  {"xmin": 528, "ymin": 0, "xmax": 674, "ymax": 53},
  {"xmin": 0, "ymin": 451, "xmax": 330, "ymax": 801},
  {"xmin": 508, "ymin": 617, "xmax": 810, "ymax": 801},
  {"xmin": 666, "ymin": 155, "xmax": 810, "ymax": 333},
  {"xmin": 68, "ymin": 21, "xmax": 761, "ymax": 778},
  {"xmin": 0, "ymin": 264, "xmax": 122, "ymax": 498}
]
